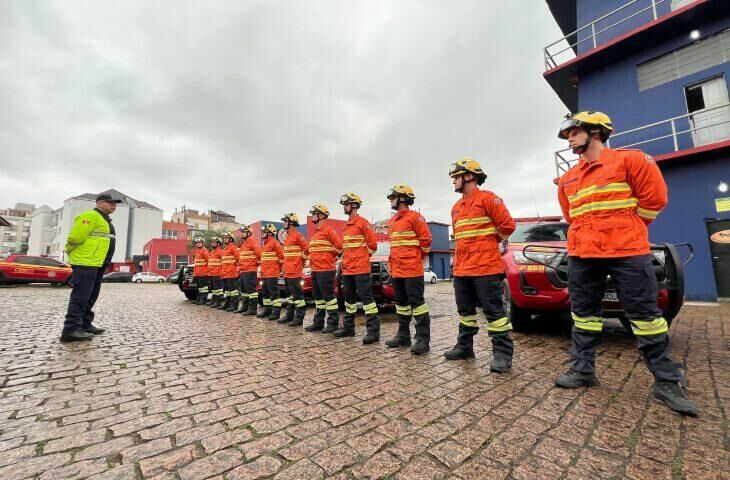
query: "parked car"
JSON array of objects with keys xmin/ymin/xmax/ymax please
[
  {"xmin": 132, "ymin": 272, "xmax": 166, "ymax": 283},
  {"xmin": 167, "ymin": 271, "xmax": 180, "ymax": 284},
  {"xmin": 0, "ymin": 254, "xmax": 72, "ymax": 286},
  {"xmin": 424, "ymin": 267, "xmax": 438, "ymax": 284},
  {"xmin": 500, "ymin": 219, "xmax": 692, "ymax": 333},
  {"xmin": 103, "ymin": 271, "xmax": 133, "ymax": 283}
]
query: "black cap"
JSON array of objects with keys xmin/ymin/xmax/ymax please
[{"xmin": 96, "ymin": 194, "xmax": 122, "ymax": 203}]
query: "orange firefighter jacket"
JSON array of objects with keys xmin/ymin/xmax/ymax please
[
  {"xmin": 342, "ymin": 214, "xmax": 378, "ymax": 276},
  {"xmin": 238, "ymin": 237, "xmax": 261, "ymax": 273},
  {"xmin": 193, "ymin": 247, "xmax": 209, "ymax": 277},
  {"xmin": 557, "ymin": 148, "xmax": 667, "ymax": 258},
  {"xmin": 387, "ymin": 208, "xmax": 432, "ymax": 278},
  {"xmin": 451, "ymin": 188, "xmax": 516, "ymax": 276},
  {"xmin": 260, "ymin": 237, "xmax": 284, "ymax": 279},
  {"xmin": 283, "ymin": 229, "xmax": 309, "ymax": 279},
  {"xmin": 308, "ymin": 222, "xmax": 343, "ymax": 272}
]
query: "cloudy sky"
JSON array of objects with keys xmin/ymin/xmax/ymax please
[{"xmin": 0, "ymin": 0, "xmax": 571, "ymax": 225}]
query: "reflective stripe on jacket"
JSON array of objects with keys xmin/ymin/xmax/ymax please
[
  {"xmin": 207, "ymin": 247, "xmax": 223, "ymax": 277},
  {"xmin": 238, "ymin": 237, "xmax": 261, "ymax": 273},
  {"xmin": 220, "ymin": 243, "xmax": 240, "ymax": 279},
  {"xmin": 283, "ymin": 229, "xmax": 309, "ymax": 278},
  {"xmin": 193, "ymin": 247, "xmax": 209, "ymax": 276},
  {"xmin": 309, "ymin": 222, "xmax": 343, "ymax": 272},
  {"xmin": 261, "ymin": 237, "xmax": 284, "ymax": 278},
  {"xmin": 452, "ymin": 188, "xmax": 515, "ymax": 276},
  {"xmin": 557, "ymin": 148, "xmax": 667, "ymax": 258},
  {"xmin": 387, "ymin": 208, "xmax": 432, "ymax": 278}
]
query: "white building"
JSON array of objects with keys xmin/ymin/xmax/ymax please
[
  {"xmin": 27, "ymin": 205, "xmax": 54, "ymax": 256},
  {"xmin": 33, "ymin": 189, "xmax": 162, "ymax": 264},
  {"xmin": 0, "ymin": 203, "xmax": 34, "ymax": 257}
]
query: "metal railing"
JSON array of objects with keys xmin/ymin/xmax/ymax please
[
  {"xmin": 554, "ymin": 102, "xmax": 730, "ymax": 176},
  {"xmin": 544, "ymin": 0, "xmax": 670, "ymax": 71}
]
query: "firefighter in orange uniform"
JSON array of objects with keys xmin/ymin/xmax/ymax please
[
  {"xmin": 192, "ymin": 236, "xmax": 210, "ymax": 305},
  {"xmin": 206, "ymin": 236, "xmax": 224, "ymax": 307},
  {"xmin": 384, "ymin": 185, "xmax": 433, "ymax": 354},
  {"xmin": 219, "ymin": 231, "xmax": 241, "ymax": 311},
  {"xmin": 235, "ymin": 225, "xmax": 262, "ymax": 315},
  {"xmin": 444, "ymin": 159, "xmax": 516, "ymax": 373},
  {"xmin": 306, "ymin": 204, "xmax": 344, "ymax": 332},
  {"xmin": 258, "ymin": 224, "xmax": 284, "ymax": 320},
  {"xmin": 555, "ymin": 111, "xmax": 697, "ymax": 416},
  {"xmin": 280, "ymin": 213, "xmax": 309, "ymax": 325},
  {"xmin": 338, "ymin": 193, "xmax": 381, "ymax": 344}
]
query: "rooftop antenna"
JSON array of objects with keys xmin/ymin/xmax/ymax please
[{"xmin": 529, "ymin": 188, "xmax": 541, "ymax": 221}]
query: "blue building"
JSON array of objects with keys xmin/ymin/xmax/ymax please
[
  {"xmin": 545, "ymin": 0, "xmax": 730, "ymax": 300},
  {"xmin": 426, "ymin": 221, "xmax": 451, "ymax": 280}
]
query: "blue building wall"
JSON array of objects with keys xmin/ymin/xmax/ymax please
[
  {"xmin": 568, "ymin": 3, "xmax": 730, "ymax": 300},
  {"xmin": 426, "ymin": 222, "xmax": 450, "ymax": 280},
  {"xmin": 652, "ymin": 157, "xmax": 728, "ymax": 300}
]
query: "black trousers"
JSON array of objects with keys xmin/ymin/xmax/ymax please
[
  {"xmin": 261, "ymin": 277, "xmax": 281, "ymax": 308},
  {"xmin": 209, "ymin": 276, "xmax": 223, "ymax": 296},
  {"xmin": 63, "ymin": 265, "xmax": 105, "ymax": 334},
  {"xmin": 568, "ymin": 255, "xmax": 682, "ymax": 382},
  {"xmin": 194, "ymin": 275, "xmax": 209, "ymax": 294},
  {"xmin": 222, "ymin": 277, "xmax": 238, "ymax": 298},
  {"xmin": 311, "ymin": 270, "xmax": 338, "ymax": 325},
  {"xmin": 239, "ymin": 271, "xmax": 258, "ymax": 302},
  {"xmin": 285, "ymin": 277, "xmax": 306, "ymax": 309},
  {"xmin": 453, "ymin": 275, "xmax": 513, "ymax": 359},
  {"xmin": 392, "ymin": 276, "xmax": 430, "ymax": 341},
  {"xmin": 343, "ymin": 273, "xmax": 379, "ymax": 333}
]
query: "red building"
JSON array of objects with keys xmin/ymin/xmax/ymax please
[{"xmin": 140, "ymin": 221, "xmax": 190, "ymax": 276}]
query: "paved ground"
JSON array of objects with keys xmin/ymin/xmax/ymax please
[{"xmin": 0, "ymin": 282, "xmax": 727, "ymax": 480}]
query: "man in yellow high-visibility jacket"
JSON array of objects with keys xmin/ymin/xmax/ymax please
[{"xmin": 61, "ymin": 193, "xmax": 121, "ymax": 342}]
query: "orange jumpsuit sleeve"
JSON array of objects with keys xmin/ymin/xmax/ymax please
[
  {"xmin": 626, "ymin": 152, "xmax": 667, "ymax": 225},
  {"xmin": 298, "ymin": 235, "xmax": 310, "ymax": 260},
  {"xmin": 364, "ymin": 221, "xmax": 377, "ymax": 255},
  {"xmin": 275, "ymin": 242, "xmax": 284, "ymax": 264},
  {"xmin": 252, "ymin": 242, "xmax": 262, "ymax": 264},
  {"xmin": 329, "ymin": 228, "xmax": 343, "ymax": 255},
  {"xmin": 485, "ymin": 194, "xmax": 516, "ymax": 240},
  {"xmin": 557, "ymin": 180, "xmax": 573, "ymax": 224},
  {"xmin": 413, "ymin": 215, "xmax": 432, "ymax": 257}
]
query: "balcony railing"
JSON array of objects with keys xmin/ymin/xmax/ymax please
[
  {"xmin": 544, "ymin": 0, "xmax": 671, "ymax": 71},
  {"xmin": 554, "ymin": 102, "xmax": 730, "ymax": 176}
]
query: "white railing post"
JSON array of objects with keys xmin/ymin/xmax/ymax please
[
  {"xmin": 671, "ymin": 119, "xmax": 678, "ymax": 151},
  {"xmin": 591, "ymin": 23, "xmax": 597, "ymax": 48},
  {"xmin": 651, "ymin": 0, "xmax": 658, "ymax": 20}
]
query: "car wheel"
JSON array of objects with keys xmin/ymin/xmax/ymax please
[
  {"xmin": 158, "ymin": 279, "xmax": 164, "ymax": 283},
  {"xmin": 430, "ymin": 276, "xmax": 437, "ymax": 284},
  {"xmin": 135, "ymin": 279, "xmax": 142, "ymax": 283},
  {"xmin": 501, "ymin": 279, "xmax": 531, "ymax": 332},
  {"xmin": 184, "ymin": 290, "xmax": 198, "ymax": 300}
]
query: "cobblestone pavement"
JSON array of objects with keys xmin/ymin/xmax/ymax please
[{"xmin": 0, "ymin": 282, "xmax": 727, "ymax": 480}]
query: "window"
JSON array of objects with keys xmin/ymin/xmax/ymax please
[
  {"xmin": 175, "ymin": 255, "xmax": 188, "ymax": 269},
  {"xmin": 686, "ymin": 85, "xmax": 705, "ymax": 113},
  {"xmin": 161, "ymin": 229, "xmax": 179, "ymax": 239},
  {"xmin": 157, "ymin": 255, "xmax": 171, "ymax": 270},
  {"xmin": 510, "ymin": 223, "xmax": 569, "ymax": 242}
]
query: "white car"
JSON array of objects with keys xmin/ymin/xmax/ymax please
[
  {"xmin": 132, "ymin": 272, "xmax": 166, "ymax": 283},
  {"xmin": 424, "ymin": 268, "xmax": 438, "ymax": 284}
]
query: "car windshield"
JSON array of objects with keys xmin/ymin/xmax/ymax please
[{"xmin": 509, "ymin": 223, "xmax": 568, "ymax": 242}]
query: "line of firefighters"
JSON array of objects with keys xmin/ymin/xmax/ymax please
[{"xmin": 187, "ymin": 112, "xmax": 698, "ymax": 417}]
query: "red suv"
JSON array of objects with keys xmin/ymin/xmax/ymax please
[
  {"xmin": 0, "ymin": 254, "xmax": 73, "ymax": 286},
  {"xmin": 501, "ymin": 220, "xmax": 689, "ymax": 333}
]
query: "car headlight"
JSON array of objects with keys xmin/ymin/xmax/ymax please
[
  {"xmin": 300, "ymin": 280, "xmax": 305, "ymax": 287},
  {"xmin": 258, "ymin": 280, "xmax": 263, "ymax": 286}
]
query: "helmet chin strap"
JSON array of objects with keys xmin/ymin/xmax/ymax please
[{"xmin": 573, "ymin": 128, "xmax": 599, "ymax": 155}]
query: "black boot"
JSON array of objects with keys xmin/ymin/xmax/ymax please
[
  {"xmin": 269, "ymin": 307, "xmax": 281, "ymax": 321},
  {"xmin": 490, "ymin": 357, "xmax": 512, "ymax": 373},
  {"xmin": 289, "ymin": 307, "xmax": 305, "ymax": 327},
  {"xmin": 305, "ymin": 312, "xmax": 325, "ymax": 332},
  {"xmin": 279, "ymin": 305, "xmax": 295, "ymax": 324},
  {"xmin": 256, "ymin": 306, "xmax": 272, "ymax": 318},
  {"xmin": 214, "ymin": 295, "xmax": 226, "ymax": 309},
  {"xmin": 198, "ymin": 292, "xmax": 209, "ymax": 305},
  {"xmin": 60, "ymin": 330, "xmax": 94, "ymax": 343},
  {"xmin": 385, "ymin": 315, "xmax": 412, "ymax": 348},
  {"xmin": 226, "ymin": 297, "xmax": 239, "ymax": 312},
  {"xmin": 235, "ymin": 297, "xmax": 248, "ymax": 313},
  {"xmin": 362, "ymin": 314, "xmax": 380, "ymax": 344},
  {"xmin": 243, "ymin": 297, "xmax": 258, "ymax": 315},
  {"xmin": 334, "ymin": 314, "xmax": 355, "ymax": 337},
  {"xmin": 444, "ymin": 324, "xmax": 478, "ymax": 360},
  {"xmin": 217, "ymin": 297, "xmax": 231, "ymax": 310},
  {"xmin": 322, "ymin": 311, "xmax": 339, "ymax": 334},
  {"xmin": 410, "ymin": 313, "xmax": 430, "ymax": 355},
  {"xmin": 555, "ymin": 369, "xmax": 601, "ymax": 388},
  {"xmin": 206, "ymin": 294, "xmax": 216, "ymax": 306},
  {"xmin": 653, "ymin": 380, "xmax": 699, "ymax": 417}
]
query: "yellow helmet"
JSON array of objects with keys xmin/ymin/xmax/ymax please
[
  {"xmin": 281, "ymin": 212, "xmax": 300, "ymax": 225},
  {"xmin": 339, "ymin": 192, "xmax": 363, "ymax": 207},
  {"xmin": 559, "ymin": 111, "xmax": 614, "ymax": 142},
  {"xmin": 387, "ymin": 185, "xmax": 415, "ymax": 206},
  {"xmin": 309, "ymin": 204, "xmax": 330, "ymax": 217},
  {"xmin": 449, "ymin": 158, "xmax": 487, "ymax": 185},
  {"xmin": 239, "ymin": 225, "xmax": 253, "ymax": 235},
  {"xmin": 221, "ymin": 230, "xmax": 234, "ymax": 241},
  {"xmin": 210, "ymin": 236, "xmax": 221, "ymax": 244},
  {"xmin": 193, "ymin": 236, "xmax": 205, "ymax": 244},
  {"xmin": 261, "ymin": 224, "xmax": 277, "ymax": 236}
]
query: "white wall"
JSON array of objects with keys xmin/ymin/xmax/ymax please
[
  {"xmin": 27, "ymin": 206, "xmax": 53, "ymax": 256},
  {"xmin": 128, "ymin": 207, "xmax": 163, "ymax": 258}
]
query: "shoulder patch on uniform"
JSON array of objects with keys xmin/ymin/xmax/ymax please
[
  {"xmin": 417, "ymin": 214, "xmax": 426, "ymax": 223},
  {"xmin": 81, "ymin": 220, "xmax": 90, "ymax": 224},
  {"xmin": 493, "ymin": 197, "xmax": 503, "ymax": 205},
  {"xmin": 645, "ymin": 154, "xmax": 655, "ymax": 163}
]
